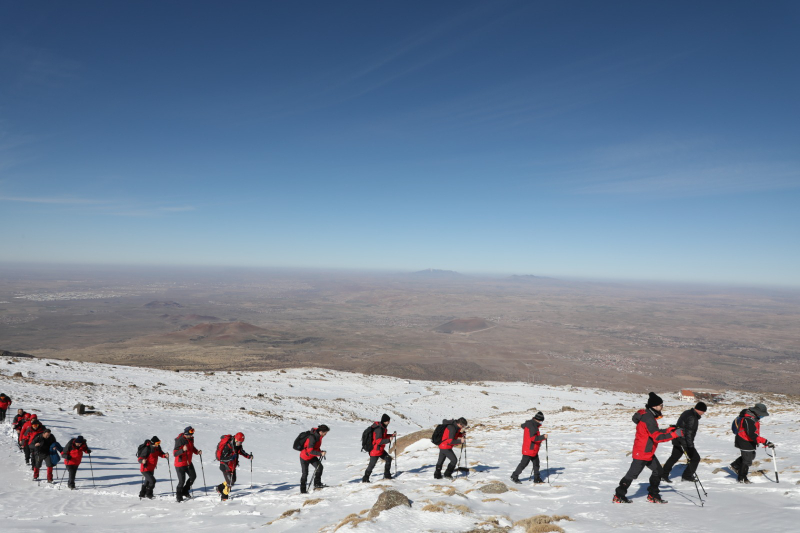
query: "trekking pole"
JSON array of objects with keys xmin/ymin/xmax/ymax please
[
  {"xmin": 545, "ymin": 438, "xmax": 551, "ymax": 485},
  {"xmin": 308, "ymin": 461, "xmax": 320, "ymax": 493},
  {"xmin": 58, "ymin": 465, "xmax": 67, "ymax": 489},
  {"xmin": 680, "ymin": 445, "xmax": 705, "ymax": 504},
  {"xmin": 200, "ymin": 455, "xmax": 208, "ymax": 496},
  {"xmin": 88, "ymin": 453, "xmax": 96, "ymax": 488},
  {"xmin": 250, "ymin": 456, "xmax": 253, "ymax": 489},
  {"xmin": 167, "ymin": 459, "xmax": 175, "ymax": 495},
  {"xmin": 393, "ymin": 434, "xmax": 398, "ymax": 477},
  {"xmin": 767, "ymin": 446, "xmax": 779, "ymax": 483}
]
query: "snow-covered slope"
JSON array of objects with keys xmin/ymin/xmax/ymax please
[{"xmin": 1, "ymin": 357, "xmax": 798, "ymax": 532}]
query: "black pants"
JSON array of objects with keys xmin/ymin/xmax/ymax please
[
  {"xmin": 142, "ymin": 471, "xmax": 157, "ymax": 490},
  {"xmin": 512, "ymin": 455, "xmax": 540, "ymax": 479},
  {"xmin": 300, "ymin": 457, "xmax": 323, "ymax": 488},
  {"xmin": 435, "ymin": 448, "xmax": 458, "ymax": 476},
  {"xmin": 364, "ymin": 452, "xmax": 392, "ymax": 479},
  {"xmin": 663, "ymin": 444, "xmax": 700, "ymax": 480},
  {"xmin": 0, "ymin": 408, "xmax": 6, "ymax": 422},
  {"xmin": 176, "ymin": 464, "xmax": 197, "ymax": 496},
  {"xmin": 216, "ymin": 464, "xmax": 237, "ymax": 498},
  {"xmin": 615, "ymin": 457, "xmax": 663, "ymax": 498},
  {"xmin": 732, "ymin": 449, "xmax": 756, "ymax": 480},
  {"xmin": 66, "ymin": 464, "xmax": 79, "ymax": 488},
  {"xmin": 24, "ymin": 444, "xmax": 32, "ymax": 464}
]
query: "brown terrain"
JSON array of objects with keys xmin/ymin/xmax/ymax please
[{"xmin": 1, "ymin": 264, "xmax": 799, "ymax": 394}]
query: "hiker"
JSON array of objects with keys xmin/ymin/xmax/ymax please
[
  {"xmin": 215, "ymin": 432, "xmax": 252, "ymax": 500},
  {"xmin": 22, "ymin": 417, "xmax": 44, "ymax": 467},
  {"xmin": 362, "ymin": 414, "xmax": 396, "ymax": 483},
  {"xmin": 18, "ymin": 413, "xmax": 36, "ymax": 456},
  {"xmin": 731, "ymin": 403, "xmax": 774, "ymax": 484},
  {"xmin": 12, "ymin": 409, "xmax": 26, "ymax": 441},
  {"xmin": 661, "ymin": 402, "xmax": 707, "ymax": 483},
  {"xmin": 32, "ymin": 428, "xmax": 62, "ymax": 482},
  {"xmin": 62, "ymin": 436, "xmax": 91, "ymax": 490},
  {"xmin": 299, "ymin": 425, "xmax": 329, "ymax": 493},
  {"xmin": 137, "ymin": 436, "xmax": 168, "ymax": 499},
  {"xmin": 510, "ymin": 411, "xmax": 547, "ymax": 484},
  {"xmin": 173, "ymin": 426, "xmax": 202, "ymax": 502},
  {"xmin": 434, "ymin": 417, "xmax": 468, "ymax": 480},
  {"xmin": 613, "ymin": 393, "xmax": 683, "ymax": 504},
  {"xmin": 0, "ymin": 393, "xmax": 11, "ymax": 422}
]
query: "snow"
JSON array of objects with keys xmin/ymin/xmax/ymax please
[{"xmin": 1, "ymin": 357, "xmax": 798, "ymax": 532}]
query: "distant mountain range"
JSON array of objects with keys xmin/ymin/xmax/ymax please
[{"xmin": 411, "ymin": 269, "xmax": 462, "ymax": 278}]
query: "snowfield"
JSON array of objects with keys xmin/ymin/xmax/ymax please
[{"xmin": 1, "ymin": 356, "xmax": 798, "ymax": 532}]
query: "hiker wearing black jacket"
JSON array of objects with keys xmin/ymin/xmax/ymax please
[
  {"xmin": 661, "ymin": 402, "xmax": 706, "ymax": 483},
  {"xmin": 12, "ymin": 409, "xmax": 25, "ymax": 438},
  {"xmin": 32, "ymin": 428, "xmax": 62, "ymax": 483},
  {"xmin": 434, "ymin": 417, "xmax": 468, "ymax": 480},
  {"xmin": 216, "ymin": 432, "xmax": 251, "ymax": 500},
  {"xmin": 511, "ymin": 412, "xmax": 547, "ymax": 484},
  {"xmin": 731, "ymin": 403, "xmax": 773, "ymax": 483},
  {"xmin": 362, "ymin": 414, "xmax": 396, "ymax": 483}
]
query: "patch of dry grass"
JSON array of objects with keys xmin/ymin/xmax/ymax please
[
  {"xmin": 265, "ymin": 508, "xmax": 300, "ymax": 525},
  {"xmin": 302, "ymin": 498, "xmax": 322, "ymax": 506},
  {"xmin": 421, "ymin": 500, "xmax": 471, "ymax": 514},
  {"xmin": 513, "ymin": 514, "xmax": 573, "ymax": 533},
  {"xmin": 333, "ymin": 513, "xmax": 370, "ymax": 531}
]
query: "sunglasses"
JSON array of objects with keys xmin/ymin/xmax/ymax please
[{"xmin": 154, "ymin": 441, "xmax": 161, "ymax": 446}]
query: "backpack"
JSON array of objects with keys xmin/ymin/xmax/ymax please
[
  {"xmin": 293, "ymin": 430, "xmax": 312, "ymax": 451},
  {"xmin": 62, "ymin": 438, "xmax": 75, "ymax": 458},
  {"xmin": 50, "ymin": 442, "xmax": 62, "ymax": 465},
  {"xmin": 431, "ymin": 419, "xmax": 454, "ymax": 446},
  {"xmin": 136, "ymin": 441, "xmax": 151, "ymax": 459},
  {"xmin": 732, "ymin": 416, "xmax": 744, "ymax": 435},
  {"xmin": 216, "ymin": 435, "xmax": 233, "ymax": 461},
  {"xmin": 361, "ymin": 423, "xmax": 379, "ymax": 453}
]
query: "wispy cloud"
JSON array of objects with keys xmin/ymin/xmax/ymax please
[
  {"xmin": 0, "ymin": 194, "xmax": 101, "ymax": 205},
  {"xmin": 0, "ymin": 193, "xmax": 197, "ymax": 215}
]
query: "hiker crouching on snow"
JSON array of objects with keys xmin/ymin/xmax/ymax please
[
  {"xmin": 216, "ymin": 432, "xmax": 252, "ymax": 500},
  {"xmin": 731, "ymin": 403, "xmax": 774, "ymax": 484},
  {"xmin": 138, "ymin": 436, "xmax": 168, "ymax": 499},
  {"xmin": 434, "ymin": 417, "xmax": 468, "ymax": 480},
  {"xmin": 362, "ymin": 414, "xmax": 396, "ymax": 483},
  {"xmin": 661, "ymin": 402, "xmax": 707, "ymax": 483},
  {"xmin": 613, "ymin": 392, "xmax": 683, "ymax": 504},
  {"xmin": 511, "ymin": 411, "xmax": 547, "ymax": 484}
]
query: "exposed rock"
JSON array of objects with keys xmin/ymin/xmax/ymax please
[
  {"xmin": 12, "ymin": 372, "xmax": 23, "ymax": 378},
  {"xmin": 478, "ymin": 481, "xmax": 509, "ymax": 494},
  {"xmin": 368, "ymin": 489, "xmax": 411, "ymax": 518},
  {"xmin": 561, "ymin": 406, "xmax": 577, "ymax": 412}
]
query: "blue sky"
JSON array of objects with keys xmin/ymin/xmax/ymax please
[{"xmin": 1, "ymin": 1, "xmax": 799, "ymax": 286}]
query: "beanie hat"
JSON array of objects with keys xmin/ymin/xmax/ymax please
[
  {"xmin": 151, "ymin": 436, "xmax": 160, "ymax": 444},
  {"xmin": 645, "ymin": 392, "xmax": 663, "ymax": 409},
  {"xmin": 752, "ymin": 403, "xmax": 769, "ymax": 418},
  {"xmin": 75, "ymin": 436, "xmax": 85, "ymax": 443},
  {"xmin": 381, "ymin": 414, "xmax": 390, "ymax": 424},
  {"xmin": 318, "ymin": 424, "xmax": 330, "ymax": 433},
  {"xmin": 30, "ymin": 413, "xmax": 37, "ymax": 419},
  {"xmin": 31, "ymin": 419, "xmax": 41, "ymax": 426},
  {"xmin": 695, "ymin": 402, "xmax": 707, "ymax": 412},
  {"xmin": 184, "ymin": 426, "xmax": 194, "ymax": 435},
  {"xmin": 234, "ymin": 432, "xmax": 245, "ymax": 441},
  {"xmin": 534, "ymin": 411, "xmax": 545, "ymax": 422}
]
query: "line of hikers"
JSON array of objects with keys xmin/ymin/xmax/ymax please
[{"xmin": 4, "ymin": 391, "xmax": 777, "ymax": 504}]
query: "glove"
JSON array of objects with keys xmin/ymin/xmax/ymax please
[
  {"xmin": 765, "ymin": 441, "xmax": 775, "ymax": 448},
  {"xmin": 249, "ymin": 453, "xmax": 253, "ymax": 460},
  {"xmin": 673, "ymin": 428, "xmax": 684, "ymax": 438}
]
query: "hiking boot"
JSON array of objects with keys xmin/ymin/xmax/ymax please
[
  {"xmin": 612, "ymin": 495, "xmax": 632, "ymax": 503},
  {"xmin": 69, "ymin": 486, "xmax": 76, "ymax": 491},
  {"xmin": 176, "ymin": 493, "xmax": 183, "ymax": 503},
  {"xmin": 443, "ymin": 474, "xmax": 454, "ymax": 480},
  {"xmin": 681, "ymin": 476, "xmax": 694, "ymax": 483},
  {"xmin": 738, "ymin": 477, "xmax": 752, "ymax": 484},
  {"xmin": 647, "ymin": 494, "xmax": 667, "ymax": 504},
  {"xmin": 139, "ymin": 487, "xmax": 147, "ymax": 499},
  {"xmin": 660, "ymin": 474, "xmax": 672, "ymax": 483},
  {"xmin": 510, "ymin": 476, "xmax": 522, "ymax": 485},
  {"xmin": 145, "ymin": 488, "xmax": 155, "ymax": 500},
  {"xmin": 383, "ymin": 473, "xmax": 393, "ymax": 480},
  {"xmin": 313, "ymin": 483, "xmax": 328, "ymax": 490},
  {"xmin": 300, "ymin": 486, "xmax": 307, "ymax": 494},
  {"xmin": 533, "ymin": 477, "xmax": 545, "ymax": 484},
  {"xmin": 433, "ymin": 471, "xmax": 443, "ymax": 480},
  {"xmin": 361, "ymin": 476, "xmax": 370, "ymax": 483},
  {"xmin": 730, "ymin": 462, "xmax": 739, "ymax": 474}
]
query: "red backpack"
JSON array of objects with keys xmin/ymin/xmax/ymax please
[{"xmin": 216, "ymin": 435, "xmax": 233, "ymax": 461}]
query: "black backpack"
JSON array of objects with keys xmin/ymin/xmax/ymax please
[
  {"xmin": 293, "ymin": 430, "xmax": 313, "ymax": 451},
  {"xmin": 61, "ymin": 438, "xmax": 75, "ymax": 458},
  {"xmin": 136, "ymin": 441, "xmax": 151, "ymax": 459},
  {"xmin": 361, "ymin": 423, "xmax": 379, "ymax": 453},
  {"xmin": 431, "ymin": 419, "xmax": 454, "ymax": 445}
]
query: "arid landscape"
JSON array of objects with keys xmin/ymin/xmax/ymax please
[{"xmin": 1, "ymin": 263, "xmax": 799, "ymax": 395}]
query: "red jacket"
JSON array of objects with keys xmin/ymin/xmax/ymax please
[
  {"xmin": 369, "ymin": 423, "xmax": 393, "ymax": 457},
  {"xmin": 24, "ymin": 425, "xmax": 44, "ymax": 446},
  {"xmin": 19, "ymin": 419, "xmax": 34, "ymax": 442},
  {"xmin": 631, "ymin": 408, "xmax": 680, "ymax": 461},
  {"xmin": 139, "ymin": 445, "xmax": 167, "ymax": 473},
  {"xmin": 173, "ymin": 434, "xmax": 198, "ymax": 467},
  {"xmin": 300, "ymin": 429, "xmax": 324, "ymax": 461},
  {"xmin": 521, "ymin": 419, "xmax": 546, "ymax": 457},
  {"xmin": 0, "ymin": 395, "xmax": 11, "ymax": 409},
  {"xmin": 438, "ymin": 423, "xmax": 464, "ymax": 451},
  {"xmin": 735, "ymin": 412, "xmax": 768, "ymax": 450},
  {"xmin": 63, "ymin": 441, "xmax": 90, "ymax": 466}
]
